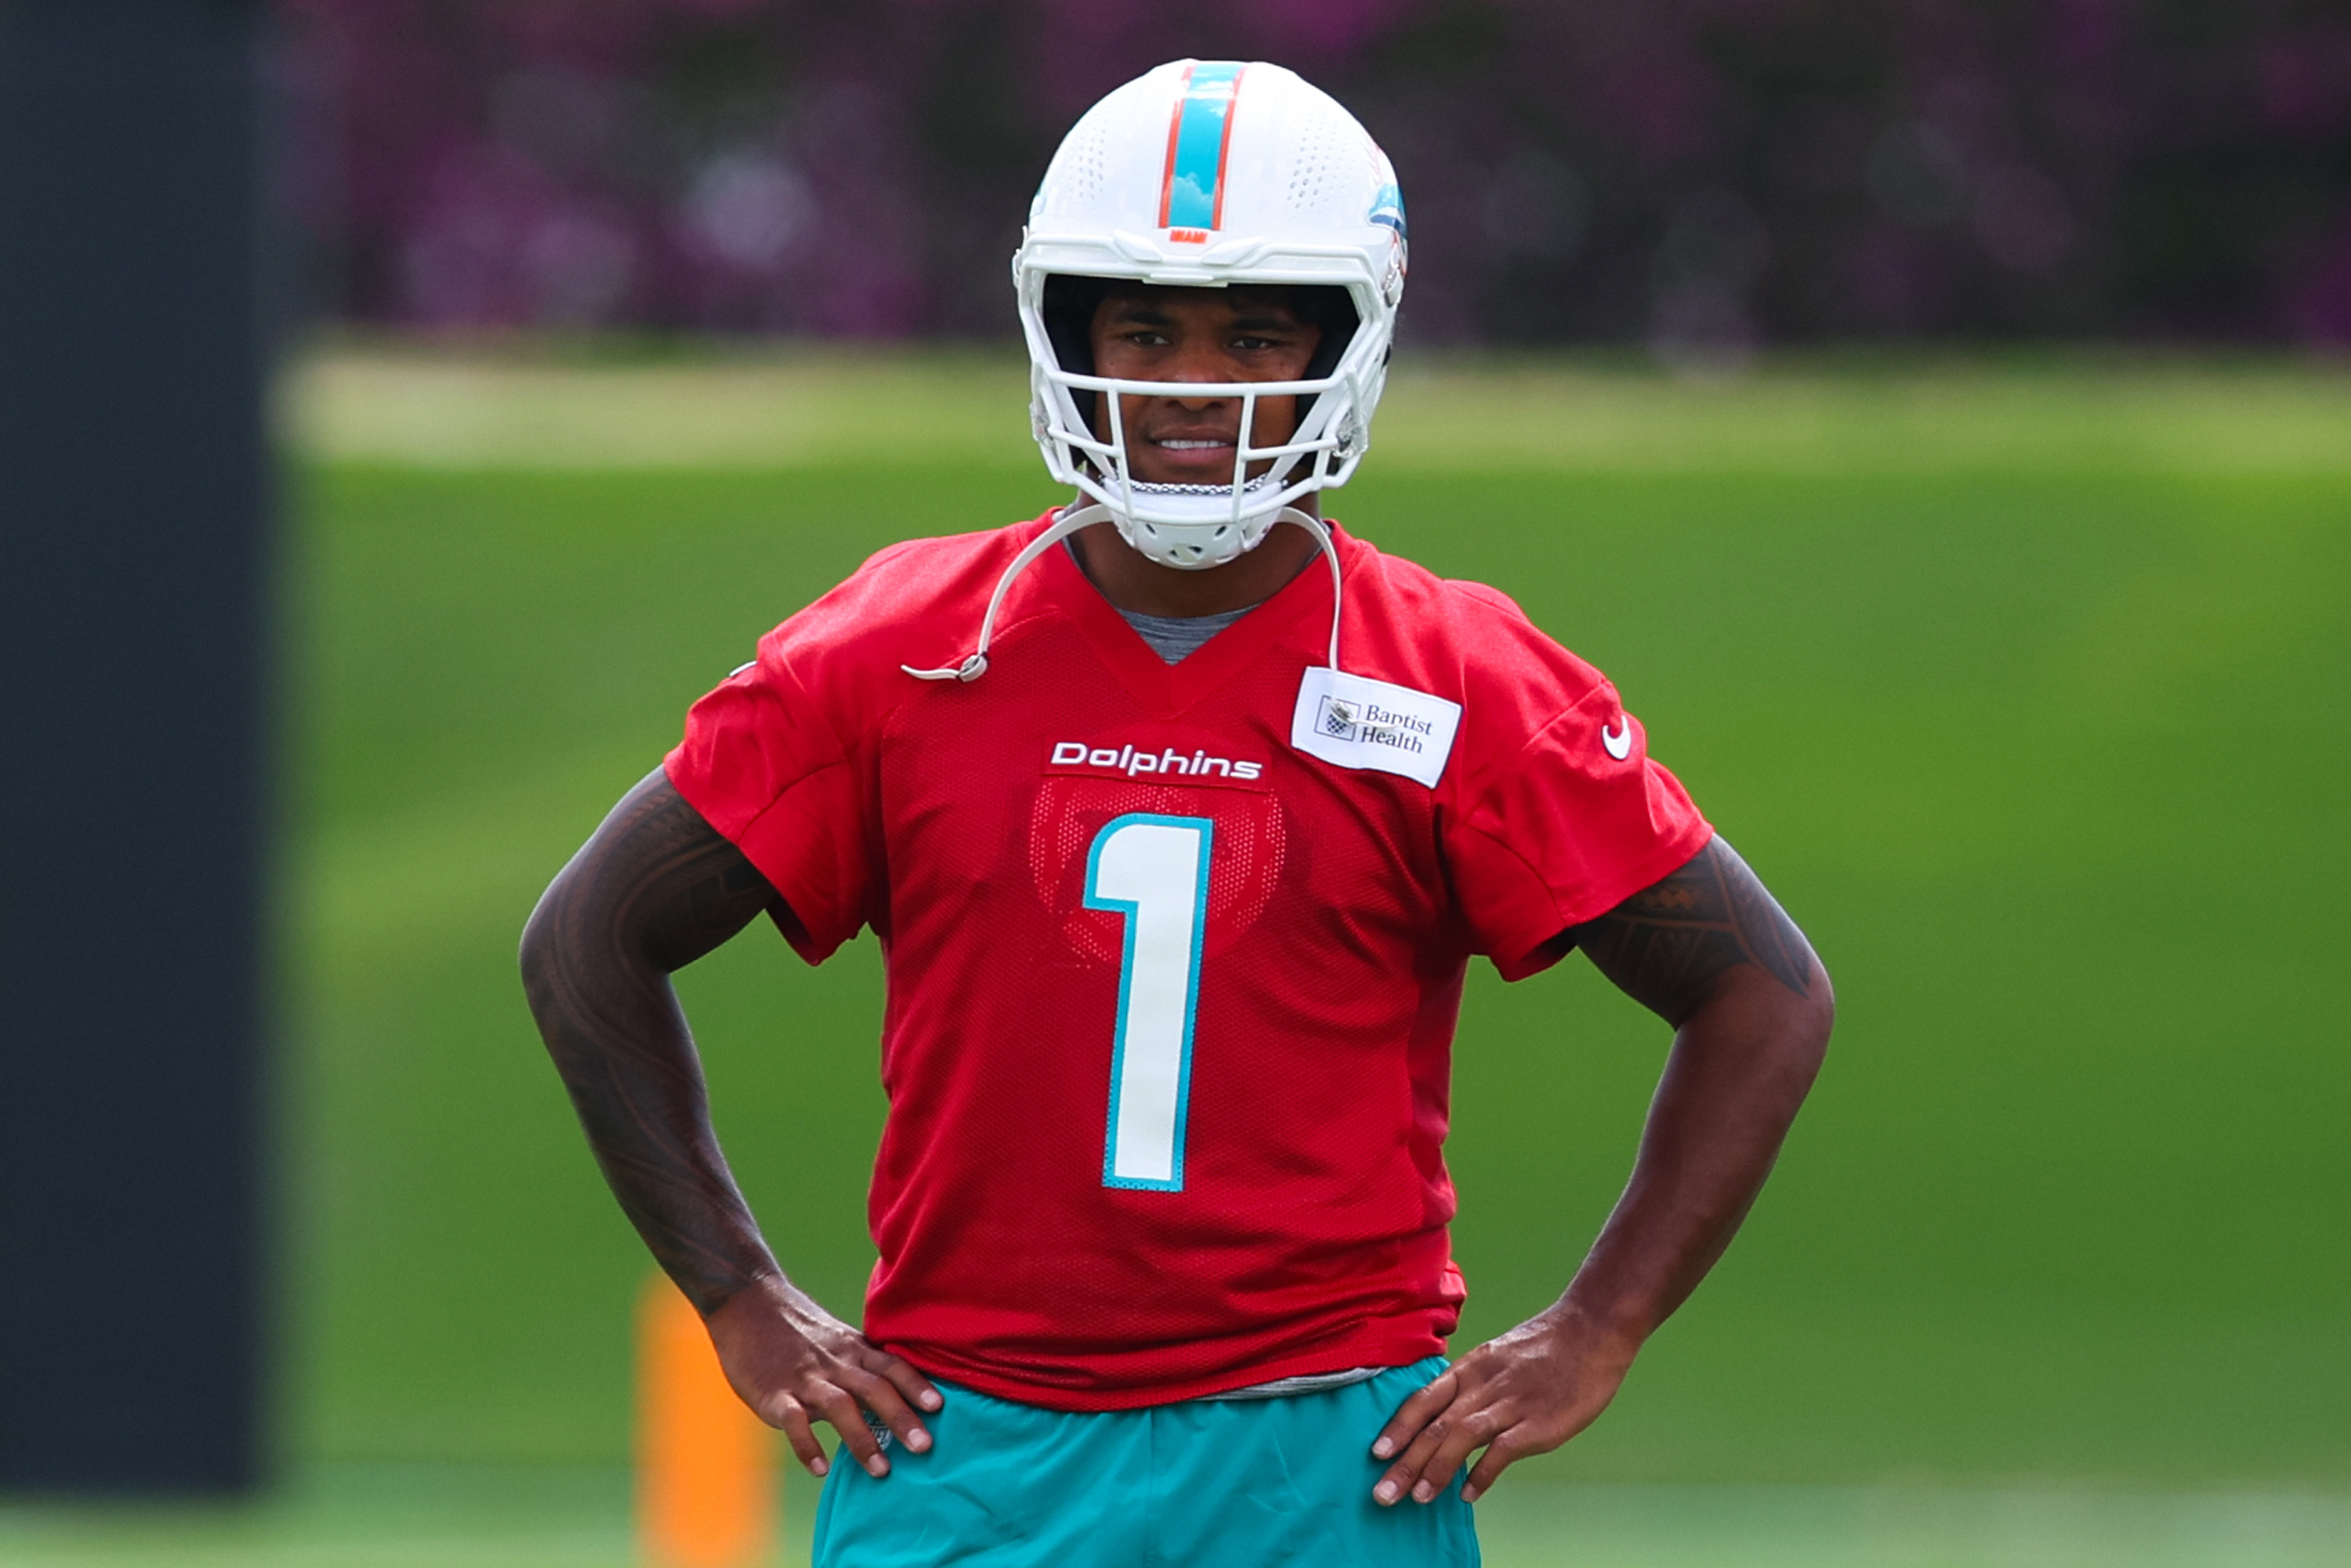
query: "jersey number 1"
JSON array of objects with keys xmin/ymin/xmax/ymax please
[{"xmin": 1085, "ymin": 813, "xmax": 1213, "ymax": 1191}]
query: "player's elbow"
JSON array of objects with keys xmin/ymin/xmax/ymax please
[
  {"xmin": 1785, "ymin": 954, "xmax": 1835, "ymax": 1079},
  {"xmin": 518, "ymin": 880, "xmax": 560, "ymax": 999},
  {"xmin": 518, "ymin": 864, "xmax": 585, "ymax": 1005},
  {"xmin": 1810, "ymin": 947, "xmax": 1835, "ymax": 1022},
  {"xmin": 1721, "ymin": 950, "xmax": 1834, "ymax": 1087}
]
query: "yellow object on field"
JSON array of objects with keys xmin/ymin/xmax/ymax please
[{"xmin": 638, "ymin": 1274, "xmax": 777, "ymax": 1568}]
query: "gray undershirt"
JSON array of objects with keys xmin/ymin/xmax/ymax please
[
  {"xmin": 1067, "ymin": 539, "xmax": 1260, "ymax": 664},
  {"xmin": 1117, "ymin": 603, "xmax": 1256, "ymax": 664}
]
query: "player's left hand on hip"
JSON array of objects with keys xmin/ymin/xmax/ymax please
[{"xmin": 1367, "ymin": 1307, "xmax": 1639, "ymax": 1506}]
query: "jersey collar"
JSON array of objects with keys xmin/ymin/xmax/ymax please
[{"xmin": 1030, "ymin": 511, "xmax": 1369, "ymax": 719}]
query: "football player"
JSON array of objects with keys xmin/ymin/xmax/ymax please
[{"xmin": 523, "ymin": 60, "xmax": 1831, "ymax": 1566}]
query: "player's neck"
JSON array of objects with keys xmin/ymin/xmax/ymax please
[{"xmin": 1065, "ymin": 501, "xmax": 1324, "ymax": 619}]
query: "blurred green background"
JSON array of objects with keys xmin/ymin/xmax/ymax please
[
  {"xmin": 11, "ymin": 0, "xmax": 2351, "ymax": 1556},
  {"xmin": 29, "ymin": 349, "xmax": 2349, "ymax": 1566}
]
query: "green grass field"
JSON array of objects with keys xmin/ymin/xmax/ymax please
[{"xmin": 20, "ymin": 347, "xmax": 2349, "ymax": 1564}]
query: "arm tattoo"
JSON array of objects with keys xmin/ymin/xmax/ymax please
[
  {"xmin": 1567, "ymin": 836, "xmax": 1816, "ymax": 1027},
  {"xmin": 520, "ymin": 770, "xmax": 789, "ymax": 1313}
]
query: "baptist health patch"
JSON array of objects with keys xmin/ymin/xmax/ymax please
[{"xmin": 1289, "ymin": 667, "xmax": 1462, "ymax": 788}]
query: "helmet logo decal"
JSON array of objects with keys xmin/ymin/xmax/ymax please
[
  {"xmin": 1157, "ymin": 60, "xmax": 1248, "ymax": 237},
  {"xmin": 1369, "ymin": 181, "xmax": 1407, "ymax": 240}
]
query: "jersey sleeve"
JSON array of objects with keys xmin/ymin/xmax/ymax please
[
  {"xmin": 1440, "ymin": 599, "xmax": 1713, "ymax": 983},
  {"xmin": 664, "ymin": 638, "xmax": 877, "ymax": 966}
]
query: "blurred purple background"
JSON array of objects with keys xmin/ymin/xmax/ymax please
[{"xmin": 279, "ymin": 0, "xmax": 2351, "ymax": 348}]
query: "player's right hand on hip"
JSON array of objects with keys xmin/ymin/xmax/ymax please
[{"xmin": 705, "ymin": 1273, "xmax": 944, "ymax": 1478}]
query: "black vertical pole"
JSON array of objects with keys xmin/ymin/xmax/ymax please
[{"xmin": 0, "ymin": 0, "xmax": 271, "ymax": 1491}]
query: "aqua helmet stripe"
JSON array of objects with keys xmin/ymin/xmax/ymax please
[{"xmin": 1157, "ymin": 60, "xmax": 1247, "ymax": 231}]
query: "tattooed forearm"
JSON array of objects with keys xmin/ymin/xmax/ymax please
[
  {"xmin": 520, "ymin": 768, "xmax": 789, "ymax": 1314},
  {"xmin": 1567, "ymin": 836, "xmax": 1815, "ymax": 1026},
  {"xmin": 1543, "ymin": 835, "xmax": 1831, "ymax": 1348}
]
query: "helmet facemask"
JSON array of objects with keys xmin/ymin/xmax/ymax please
[{"xmin": 1023, "ymin": 274, "xmax": 1386, "ymax": 570}]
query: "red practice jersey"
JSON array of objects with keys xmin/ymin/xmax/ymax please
[{"xmin": 665, "ymin": 512, "xmax": 1712, "ymax": 1410}]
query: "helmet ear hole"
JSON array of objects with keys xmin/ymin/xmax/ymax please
[
  {"xmin": 1293, "ymin": 284, "xmax": 1360, "ymax": 423},
  {"xmin": 1295, "ymin": 287, "xmax": 1360, "ymax": 382},
  {"xmin": 1042, "ymin": 273, "xmax": 1114, "ymax": 432}
]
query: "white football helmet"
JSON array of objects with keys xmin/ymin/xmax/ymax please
[
  {"xmin": 904, "ymin": 60, "xmax": 1402, "ymax": 683},
  {"xmin": 1016, "ymin": 60, "xmax": 1406, "ymax": 570}
]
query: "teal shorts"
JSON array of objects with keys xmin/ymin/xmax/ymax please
[{"xmin": 811, "ymin": 1356, "xmax": 1479, "ymax": 1567}]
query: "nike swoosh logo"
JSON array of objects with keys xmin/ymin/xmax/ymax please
[{"xmin": 1601, "ymin": 719, "xmax": 1632, "ymax": 761}]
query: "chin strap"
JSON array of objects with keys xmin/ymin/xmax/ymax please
[
  {"xmin": 902, "ymin": 505, "xmax": 1345, "ymax": 683},
  {"xmin": 1286, "ymin": 509, "xmax": 1346, "ymax": 673},
  {"xmin": 900, "ymin": 505, "xmax": 1104, "ymax": 683}
]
